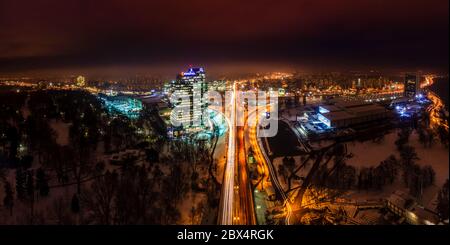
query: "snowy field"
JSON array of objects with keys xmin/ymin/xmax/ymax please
[{"xmin": 347, "ymin": 129, "xmax": 449, "ymax": 187}]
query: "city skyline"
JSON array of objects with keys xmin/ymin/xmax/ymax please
[{"xmin": 0, "ymin": 0, "xmax": 449, "ymax": 241}]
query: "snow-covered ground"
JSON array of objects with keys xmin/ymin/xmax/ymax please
[
  {"xmin": 49, "ymin": 119, "xmax": 71, "ymax": 146},
  {"xmin": 177, "ymin": 191, "xmax": 207, "ymax": 224},
  {"xmin": 347, "ymin": 130, "xmax": 449, "ymax": 187},
  {"xmin": 20, "ymin": 104, "xmax": 30, "ymax": 119},
  {"xmin": 273, "ymin": 155, "xmax": 312, "ymax": 193},
  {"xmin": 213, "ymin": 133, "xmax": 227, "ymax": 185},
  {"xmin": 280, "ymin": 108, "xmax": 301, "ymax": 122},
  {"xmin": 269, "ymin": 127, "xmax": 448, "ymax": 212}
]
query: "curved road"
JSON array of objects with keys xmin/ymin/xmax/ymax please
[
  {"xmin": 247, "ymin": 105, "xmax": 293, "ymax": 225},
  {"xmin": 219, "ymin": 84, "xmax": 292, "ymax": 225}
]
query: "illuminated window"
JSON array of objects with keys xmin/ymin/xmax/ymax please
[{"xmin": 318, "ymin": 106, "xmax": 330, "ymax": 114}]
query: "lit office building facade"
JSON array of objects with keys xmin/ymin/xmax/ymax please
[
  {"xmin": 404, "ymin": 74, "xmax": 418, "ymax": 98},
  {"xmin": 169, "ymin": 67, "xmax": 208, "ymax": 135}
]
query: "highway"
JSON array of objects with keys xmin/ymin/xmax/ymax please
[
  {"xmin": 218, "ymin": 83, "xmax": 236, "ymax": 225},
  {"xmin": 235, "ymin": 92, "xmax": 257, "ymax": 225},
  {"xmin": 427, "ymin": 91, "xmax": 449, "ymax": 131},
  {"xmin": 218, "ymin": 83, "xmax": 260, "ymax": 225},
  {"xmin": 246, "ymin": 105, "xmax": 293, "ymax": 225},
  {"xmin": 219, "ymin": 83, "xmax": 293, "ymax": 225},
  {"xmin": 423, "ymin": 75, "xmax": 448, "ymax": 132},
  {"xmin": 219, "ymin": 75, "xmax": 446, "ymax": 225}
]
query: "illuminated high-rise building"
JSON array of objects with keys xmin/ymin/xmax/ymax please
[
  {"xmin": 76, "ymin": 75, "xmax": 86, "ymax": 87},
  {"xmin": 404, "ymin": 74, "xmax": 418, "ymax": 98},
  {"xmin": 169, "ymin": 67, "xmax": 208, "ymax": 134}
]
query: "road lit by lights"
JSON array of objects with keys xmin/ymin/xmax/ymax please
[
  {"xmin": 219, "ymin": 83, "xmax": 237, "ymax": 225},
  {"xmin": 247, "ymin": 106, "xmax": 293, "ymax": 225},
  {"xmin": 427, "ymin": 91, "xmax": 449, "ymax": 131}
]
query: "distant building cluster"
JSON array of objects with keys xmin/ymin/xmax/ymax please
[
  {"xmin": 98, "ymin": 94, "xmax": 143, "ymax": 119},
  {"xmin": 208, "ymin": 80, "xmax": 227, "ymax": 92}
]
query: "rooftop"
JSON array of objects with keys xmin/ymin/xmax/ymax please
[
  {"xmin": 386, "ymin": 190, "xmax": 416, "ymax": 210},
  {"xmin": 319, "ymin": 105, "xmax": 341, "ymax": 113},
  {"xmin": 319, "ymin": 99, "xmax": 387, "ymax": 120},
  {"xmin": 322, "ymin": 111, "xmax": 355, "ymax": 121},
  {"xmin": 182, "ymin": 67, "xmax": 205, "ymax": 76},
  {"xmin": 347, "ymin": 104, "xmax": 386, "ymax": 115},
  {"xmin": 333, "ymin": 99, "xmax": 371, "ymax": 109}
]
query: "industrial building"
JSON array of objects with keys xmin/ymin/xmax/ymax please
[{"xmin": 318, "ymin": 100, "xmax": 390, "ymax": 128}]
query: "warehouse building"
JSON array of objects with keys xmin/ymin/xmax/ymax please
[{"xmin": 318, "ymin": 100, "xmax": 390, "ymax": 128}]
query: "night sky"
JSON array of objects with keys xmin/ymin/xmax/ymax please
[{"xmin": 0, "ymin": 0, "xmax": 448, "ymax": 75}]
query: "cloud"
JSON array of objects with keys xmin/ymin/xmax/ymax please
[{"xmin": 0, "ymin": 0, "xmax": 448, "ymax": 73}]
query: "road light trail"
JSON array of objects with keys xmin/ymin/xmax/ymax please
[
  {"xmin": 255, "ymin": 119, "xmax": 293, "ymax": 225},
  {"xmin": 218, "ymin": 83, "xmax": 237, "ymax": 225},
  {"xmin": 235, "ymin": 92, "xmax": 257, "ymax": 225},
  {"xmin": 220, "ymin": 84, "xmax": 290, "ymax": 225},
  {"xmin": 422, "ymin": 76, "xmax": 448, "ymax": 132},
  {"xmin": 247, "ymin": 106, "xmax": 293, "ymax": 225},
  {"xmin": 428, "ymin": 91, "xmax": 449, "ymax": 131}
]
